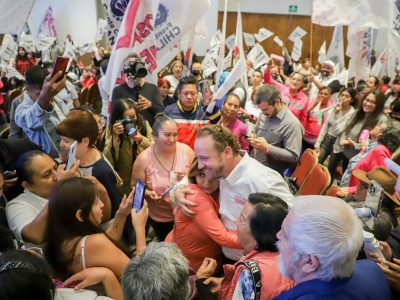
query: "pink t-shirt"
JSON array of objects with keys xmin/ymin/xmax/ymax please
[
  {"xmin": 142, "ymin": 142, "xmax": 193, "ymax": 222},
  {"xmin": 223, "ymin": 118, "xmax": 249, "ymax": 151},
  {"xmin": 264, "ymin": 69, "xmax": 309, "ymax": 127}
]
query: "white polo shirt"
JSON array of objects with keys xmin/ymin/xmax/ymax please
[
  {"xmin": 219, "ymin": 151, "xmax": 294, "ymax": 260},
  {"xmin": 6, "ymin": 189, "xmax": 47, "ymax": 246}
]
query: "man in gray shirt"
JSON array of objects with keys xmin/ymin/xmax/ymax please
[{"xmin": 248, "ymin": 84, "xmax": 303, "ymax": 175}]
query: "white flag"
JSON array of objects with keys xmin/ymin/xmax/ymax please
[
  {"xmin": 77, "ymin": 42, "xmax": 95, "ymax": 56},
  {"xmin": 105, "ymin": 0, "xmax": 159, "ymax": 95},
  {"xmin": 243, "ymin": 32, "xmax": 255, "ymax": 47},
  {"xmin": 95, "ymin": 18, "xmax": 108, "ymax": 42},
  {"xmin": 36, "ymin": 35, "xmax": 56, "ymax": 51},
  {"xmin": 0, "ymin": 34, "xmax": 18, "ymax": 62},
  {"xmin": 347, "ymin": 28, "xmax": 370, "ymax": 83},
  {"xmin": 318, "ymin": 41, "xmax": 326, "ymax": 64},
  {"xmin": 0, "ymin": 0, "xmax": 36, "ymax": 34},
  {"xmin": 101, "ymin": 0, "xmax": 130, "ymax": 46},
  {"xmin": 327, "ymin": 26, "xmax": 345, "ymax": 71},
  {"xmin": 224, "ymin": 50, "xmax": 232, "ymax": 70},
  {"xmin": 273, "ymin": 36, "xmax": 283, "ymax": 47},
  {"xmin": 247, "ymin": 43, "xmax": 269, "ymax": 69},
  {"xmin": 202, "ymin": 53, "xmax": 217, "ymax": 78},
  {"xmin": 215, "ymin": 0, "xmax": 228, "ymax": 88},
  {"xmin": 288, "ymin": 26, "xmax": 307, "ymax": 42},
  {"xmin": 254, "ymin": 27, "xmax": 274, "ymax": 43},
  {"xmin": 38, "ymin": 6, "xmax": 58, "ymax": 39},
  {"xmin": 3, "ymin": 65, "xmax": 25, "ymax": 80},
  {"xmin": 370, "ymin": 49, "xmax": 387, "ymax": 77},
  {"xmin": 313, "ymin": 0, "xmax": 397, "ymax": 31},
  {"xmin": 155, "ymin": 0, "xmax": 211, "ymax": 69},
  {"xmin": 63, "ymin": 42, "xmax": 76, "ymax": 60},
  {"xmin": 208, "ymin": 30, "xmax": 222, "ymax": 61},
  {"xmin": 291, "ymin": 37, "xmax": 303, "ymax": 61},
  {"xmin": 212, "ymin": 4, "xmax": 246, "ymax": 102},
  {"xmin": 225, "ymin": 34, "xmax": 236, "ymax": 51},
  {"xmin": 19, "ymin": 33, "xmax": 36, "ymax": 52}
]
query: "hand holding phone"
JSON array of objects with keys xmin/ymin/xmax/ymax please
[
  {"xmin": 132, "ymin": 179, "xmax": 146, "ymax": 213},
  {"xmin": 66, "ymin": 141, "xmax": 77, "ymax": 171},
  {"xmin": 51, "ymin": 56, "xmax": 70, "ymax": 82}
]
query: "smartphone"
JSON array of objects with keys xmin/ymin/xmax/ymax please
[
  {"xmin": 133, "ymin": 179, "xmax": 146, "ymax": 213},
  {"xmin": 160, "ymin": 185, "xmax": 174, "ymax": 198},
  {"xmin": 51, "ymin": 56, "xmax": 70, "ymax": 82},
  {"xmin": 199, "ymin": 80, "xmax": 212, "ymax": 102},
  {"xmin": 66, "ymin": 141, "xmax": 77, "ymax": 171},
  {"xmin": 365, "ymin": 180, "xmax": 384, "ymax": 218}
]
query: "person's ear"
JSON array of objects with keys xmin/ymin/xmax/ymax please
[
  {"xmin": 21, "ymin": 180, "xmax": 34, "ymax": 193},
  {"xmin": 81, "ymin": 137, "xmax": 90, "ymax": 150},
  {"xmin": 300, "ymin": 254, "xmax": 320, "ymax": 275},
  {"xmin": 223, "ymin": 146, "xmax": 233, "ymax": 159},
  {"xmin": 75, "ymin": 210, "xmax": 84, "ymax": 222}
]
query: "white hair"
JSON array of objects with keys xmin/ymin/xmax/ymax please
[
  {"xmin": 288, "ymin": 196, "xmax": 363, "ymax": 281},
  {"xmin": 122, "ymin": 242, "xmax": 190, "ymax": 300}
]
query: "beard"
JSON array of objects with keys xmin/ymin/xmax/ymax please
[
  {"xmin": 278, "ymin": 254, "xmax": 292, "ymax": 279},
  {"xmin": 321, "ymin": 71, "xmax": 329, "ymax": 78}
]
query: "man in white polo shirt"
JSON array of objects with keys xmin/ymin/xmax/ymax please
[{"xmin": 177, "ymin": 124, "xmax": 293, "ymax": 261}]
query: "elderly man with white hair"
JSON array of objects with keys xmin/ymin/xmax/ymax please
[
  {"xmin": 307, "ymin": 60, "xmax": 341, "ymax": 100},
  {"xmin": 273, "ymin": 195, "xmax": 390, "ymax": 300}
]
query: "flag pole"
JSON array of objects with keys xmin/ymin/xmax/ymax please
[{"xmin": 310, "ymin": 2, "xmax": 314, "ymax": 64}]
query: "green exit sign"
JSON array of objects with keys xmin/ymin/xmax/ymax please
[{"xmin": 289, "ymin": 5, "xmax": 298, "ymax": 13}]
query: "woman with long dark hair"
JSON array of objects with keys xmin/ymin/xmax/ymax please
[
  {"xmin": 44, "ymin": 177, "xmax": 148, "ymax": 281},
  {"xmin": 328, "ymin": 89, "xmax": 387, "ymax": 179},
  {"xmin": 104, "ymin": 98, "xmax": 153, "ymax": 195},
  {"xmin": 314, "ymin": 87, "xmax": 356, "ymax": 164},
  {"xmin": 15, "ymin": 47, "xmax": 35, "ymax": 75}
]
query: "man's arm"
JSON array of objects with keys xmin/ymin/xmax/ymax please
[
  {"xmin": 268, "ymin": 123, "xmax": 303, "ymax": 164},
  {"xmin": 6, "ymin": 200, "xmax": 49, "ymax": 245}
]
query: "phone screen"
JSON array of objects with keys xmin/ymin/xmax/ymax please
[
  {"xmin": 199, "ymin": 80, "xmax": 211, "ymax": 102},
  {"xmin": 66, "ymin": 141, "xmax": 77, "ymax": 171},
  {"xmin": 133, "ymin": 179, "xmax": 146, "ymax": 213},
  {"xmin": 365, "ymin": 180, "xmax": 384, "ymax": 218},
  {"xmin": 52, "ymin": 56, "xmax": 70, "ymax": 82}
]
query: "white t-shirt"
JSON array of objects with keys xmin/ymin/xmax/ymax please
[
  {"xmin": 163, "ymin": 74, "xmax": 180, "ymax": 94},
  {"xmin": 55, "ymin": 288, "xmax": 112, "ymax": 300},
  {"xmin": 6, "ymin": 189, "xmax": 47, "ymax": 245},
  {"xmin": 219, "ymin": 152, "xmax": 294, "ymax": 260},
  {"xmin": 54, "ymin": 80, "xmax": 78, "ymax": 116}
]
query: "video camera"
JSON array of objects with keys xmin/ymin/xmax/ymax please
[{"xmin": 123, "ymin": 59, "xmax": 148, "ymax": 79}]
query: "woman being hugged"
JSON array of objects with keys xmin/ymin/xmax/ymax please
[
  {"xmin": 104, "ymin": 98, "xmax": 153, "ymax": 195},
  {"xmin": 131, "ymin": 113, "xmax": 194, "ymax": 241},
  {"xmin": 169, "ymin": 160, "xmax": 241, "ymax": 272}
]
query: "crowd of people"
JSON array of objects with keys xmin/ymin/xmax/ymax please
[{"xmin": 0, "ymin": 30, "xmax": 400, "ymax": 300}]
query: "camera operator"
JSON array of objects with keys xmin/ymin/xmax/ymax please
[
  {"xmin": 111, "ymin": 53, "xmax": 164, "ymax": 126},
  {"xmin": 104, "ymin": 98, "xmax": 153, "ymax": 195}
]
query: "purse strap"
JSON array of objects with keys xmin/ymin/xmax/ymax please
[{"xmin": 237, "ymin": 259, "xmax": 262, "ymax": 300}]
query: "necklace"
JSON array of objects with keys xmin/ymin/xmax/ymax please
[{"xmin": 152, "ymin": 145, "xmax": 176, "ymax": 173}]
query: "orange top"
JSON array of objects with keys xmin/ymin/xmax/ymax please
[{"xmin": 170, "ymin": 184, "xmax": 241, "ymax": 271}]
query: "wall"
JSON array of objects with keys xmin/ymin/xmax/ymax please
[
  {"xmin": 218, "ymin": 11, "xmax": 343, "ymax": 65},
  {"xmin": 218, "ymin": 0, "xmax": 312, "ymax": 16},
  {"xmin": 28, "ymin": 0, "xmax": 98, "ymax": 46}
]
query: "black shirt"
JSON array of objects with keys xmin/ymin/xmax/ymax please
[{"xmin": 111, "ymin": 82, "xmax": 164, "ymax": 125}]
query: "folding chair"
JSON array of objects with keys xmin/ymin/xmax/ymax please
[
  {"xmin": 286, "ymin": 149, "xmax": 318, "ymax": 194},
  {"xmin": 297, "ymin": 164, "xmax": 331, "ymax": 195}
]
